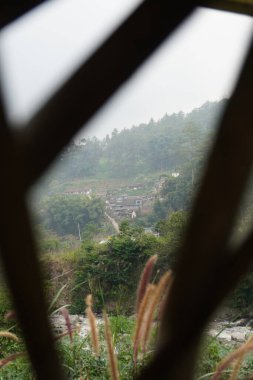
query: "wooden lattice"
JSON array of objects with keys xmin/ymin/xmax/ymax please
[{"xmin": 0, "ymin": 1, "xmax": 252, "ymax": 379}]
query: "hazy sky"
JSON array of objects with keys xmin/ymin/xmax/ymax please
[{"xmin": 0, "ymin": 0, "xmax": 252, "ymax": 140}]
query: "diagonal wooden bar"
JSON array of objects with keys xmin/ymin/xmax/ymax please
[
  {"xmin": 203, "ymin": 0, "xmax": 253, "ymax": 16},
  {"xmin": 19, "ymin": 0, "xmax": 196, "ymax": 189},
  {"xmin": 139, "ymin": 35, "xmax": 253, "ymax": 380},
  {"xmin": 0, "ymin": 96, "xmax": 66, "ymax": 379},
  {"xmin": 0, "ymin": 1, "xmax": 47, "ymax": 29}
]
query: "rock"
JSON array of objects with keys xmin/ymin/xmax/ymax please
[
  {"xmin": 208, "ymin": 329, "xmax": 232, "ymax": 342},
  {"xmin": 207, "ymin": 320, "xmax": 253, "ymax": 344},
  {"xmin": 231, "ymin": 332, "xmax": 246, "ymax": 342},
  {"xmin": 232, "ymin": 319, "xmax": 247, "ymax": 327},
  {"xmin": 208, "ymin": 329, "xmax": 219, "ymax": 338},
  {"xmin": 50, "ymin": 314, "xmax": 86, "ymax": 333},
  {"xmin": 50, "ymin": 313, "xmax": 104, "ymax": 339},
  {"xmin": 217, "ymin": 332, "xmax": 232, "ymax": 342},
  {"xmin": 246, "ymin": 319, "xmax": 253, "ymax": 328}
]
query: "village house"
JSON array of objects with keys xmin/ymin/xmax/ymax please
[{"xmin": 107, "ymin": 195, "xmax": 144, "ymax": 219}]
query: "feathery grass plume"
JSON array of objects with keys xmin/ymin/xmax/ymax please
[
  {"xmin": 229, "ymin": 335, "xmax": 253, "ymax": 380},
  {"xmin": 103, "ymin": 310, "xmax": 120, "ymax": 380},
  {"xmin": 133, "ymin": 284, "xmax": 156, "ymax": 365},
  {"xmin": 61, "ymin": 307, "xmax": 73, "ymax": 343},
  {"xmin": 85, "ymin": 294, "xmax": 93, "ymax": 307},
  {"xmin": 0, "ymin": 331, "xmax": 19, "ymax": 342},
  {"xmin": 135, "ymin": 254, "xmax": 158, "ymax": 314},
  {"xmin": 85, "ymin": 294, "xmax": 100, "ymax": 357},
  {"xmin": 211, "ymin": 341, "xmax": 253, "ymax": 380},
  {"xmin": 157, "ymin": 270, "xmax": 173, "ymax": 321},
  {"xmin": 76, "ymin": 323, "xmax": 81, "ymax": 334},
  {"xmin": 0, "ymin": 351, "xmax": 25, "ymax": 368},
  {"xmin": 229, "ymin": 355, "xmax": 244, "ymax": 380},
  {"xmin": 141, "ymin": 271, "xmax": 173, "ymax": 352}
]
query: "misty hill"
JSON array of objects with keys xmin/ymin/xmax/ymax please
[{"xmin": 51, "ymin": 99, "xmax": 227, "ymax": 182}]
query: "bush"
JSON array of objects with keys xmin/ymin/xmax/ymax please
[
  {"xmin": 228, "ymin": 269, "xmax": 253, "ymax": 311},
  {"xmin": 196, "ymin": 337, "xmax": 231, "ymax": 379},
  {"xmin": 71, "ymin": 223, "xmax": 160, "ymax": 313}
]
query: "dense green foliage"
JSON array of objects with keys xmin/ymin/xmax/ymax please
[
  {"xmin": 48, "ymin": 100, "xmax": 226, "ymax": 183},
  {"xmin": 196, "ymin": 337, "xmax": 232, "ymax": 379},
  {"xmin": 155, "ymin": 211, "xmax": 188, "ymax": 269},
  {"xmin": 58, "ymin": 316, "xmax": 149, "ymax": 380},
  {"xmin": 35, "ymin": 195, "xmax": 105, "ymax": 238},
  {"xmin": 71, "ymin": 222, "xmax": 161, "ymax": 313}
]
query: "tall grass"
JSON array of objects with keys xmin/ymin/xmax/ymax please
[{"xmin": 2, "ymin": 256, "xmax": 253, "ymax": 380}]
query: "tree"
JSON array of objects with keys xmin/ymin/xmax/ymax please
[
  {"xmin": 156, "ymin": 211, "xmax": 188, "ymax": 269},
  {"xmin": 160, "ymin": 170, "xmax": 193, "ymax": 212},
  {"xmin": 72, "ymin": 221, "xmax": 160, "ymax": 313},
  {"xmin": 37, "ymin": 195, "xmax": 105, "ymax": 238}
]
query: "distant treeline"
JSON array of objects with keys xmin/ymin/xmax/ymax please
[{"xmin": 52, "ymin": 99, "xmax": 227, "ymax": 180}]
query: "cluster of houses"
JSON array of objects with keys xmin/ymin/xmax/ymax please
[
  {"xmin": 106, "ymin": 195, "xmax": 143, "ymax": 219},
  {"xmin": 63, "ymin": 188, "xmax": 92, "ymax": 196},
  {"xmin": 61, "ymin": 173, "xmax": 180, "ymax": 221},
  {"xmin": 106, "ymin": 194, "xmax": 154, "ymax": 220},
  {"xmin": 62, "ymin": 188, "xmax": 150, "ymax": 219}
]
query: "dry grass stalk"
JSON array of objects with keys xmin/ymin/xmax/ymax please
[
  {"xmin": 133, "ymin": 284, "xmax": 156, "ymax": 364},
  {"xmin": 61, "ymin": 307, "xmax": 73, "ymax": 343},
  {"xmin": 76, "ymin": 323, "xmax": 81, "ymax": 334},
  {"xmin": 85, "ymin": 294, "xmax": 100, "ymax": 356},
  {"xmin": 86, "ymin": 309, "xmax": 100, "ymax": 356},
  {"xmin": 211, "ymin": 341, "xmax": 253, "ymax": 380},
  {"xmin": 157, "ymin": 271, "xmax": 173, "ymax": 321},
  {"xmin": 0, "ymin": 351, "xmax": 26, "ymax": 368},
  {"xmin": 229, "ymin": 354, "xmax": 245, "ymax": 380},
  {"xmin": 0, "ymin": 331, "xmax": 19, "ymax": 342},
  {"xmin": 103, "ymin": 310, "xmax": 120, "ymax": 380},
  {"xmin": 135, "ymin": 255, "xmax": 158, "ymax": 313},
  {"xmin": 229, "ymin": 335, "xmax": 253, "ymax": 380},
  {"xmin": 141, "ymin": 271, "xmax": 173, "ymax": 352},
  {"xmin": 85, "ymin": 294, "xmax": 92, "ymax": 307}
]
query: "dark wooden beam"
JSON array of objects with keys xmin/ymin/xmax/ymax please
[
  {"xmin": 0, "ymin": 117, "xmax": 65, "ymax": 379},
  {"xmin": 204, "ymin": 0, "xmax": 253, "ymax": 16},
  {"xmin": 0, "ymin": 0, "xmax": 252, "ymax": 33},
  {"xmin": 0, "ymin": 1, "xmax": 47, "ymax": 29},
  {"xmin": 139, "ymin": 35, "xmax": 253, "ymax": 380}
]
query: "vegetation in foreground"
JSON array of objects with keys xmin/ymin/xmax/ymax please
[
  {"xmin": 2, "ymin": 256, "xmax": 253, "ymax": 379},
  {"xmin": 0, "ymin": 256, "xmax": 172, "ymax": 379}
]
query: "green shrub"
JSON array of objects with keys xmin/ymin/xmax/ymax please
[
  {"xmin": 71, "ymin": 224, "xmax": 160, "ymax": 314},
  {"xmin": 196, "ymin": 337, "xmax": 231, "ymax": 379},
  {"xmin": 228, "ymin": 269, "xmax": 253, "ymax": 311}
]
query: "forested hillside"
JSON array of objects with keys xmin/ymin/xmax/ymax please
[
  {"xmin": 32, "ymin": 99, "xmax": 229, "ymax": 240},
  {"xmin": 50, "ymin": 99, "xmax": 227, "ymax": 182}
]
